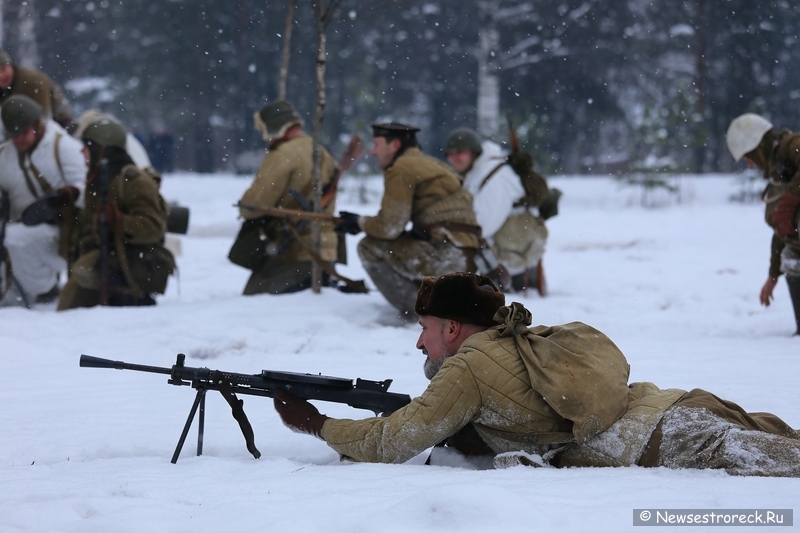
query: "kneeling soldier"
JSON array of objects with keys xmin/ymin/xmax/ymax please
[{"xmin": 58, "ymin": 119, "xmax": 175, "ymax": 310}]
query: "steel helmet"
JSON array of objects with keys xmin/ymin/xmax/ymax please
[
  {"xmin": 81, "ymin": 117, "xmax": 127, "ymax": 149},
  {"xmin": 1, "ymin": 95, "xmax": 43, "ymax": 136},
  {"xmin": 726, "ymin": 113, "xmax": 773, "ymax": 162},
  {"xmin": 444, "ymin": 127, "xmax": 482, "ymax": 155}
]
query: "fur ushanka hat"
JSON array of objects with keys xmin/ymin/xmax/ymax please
[{"xmin": 414, "ymin": 272, "xmax": 505, "ymax": 327}]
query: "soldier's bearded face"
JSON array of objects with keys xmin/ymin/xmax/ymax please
[
  {"xmin": 423, "ymin": 356, "xmax": 448, "ymax": 380},
  {"xmin": 417, "ymin": 315, "xmax": 454, "ymax": 379},
  {"xmin": 371, "ymin": 137, "xmax": 400, "ymax": 170}
]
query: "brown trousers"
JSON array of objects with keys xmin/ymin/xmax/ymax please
[{"xmin": 639, "ymin": 389, "xmax": 800, "ymax": 477}]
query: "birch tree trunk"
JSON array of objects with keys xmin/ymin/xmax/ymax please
[
  {"xmin": 309, "ymin": 0, "xmax": 343, "ymax": 293},
  {"xmin": 310, "ymin": 0, "xmax": 328, "ymax": 294},
  {"xmin": 476, "ymin": 5, "xmax": 500, "ymax": 136},
  {"xmin": 692, "ymin": 0, "xmax": 708, "ymax": 172},
  {"xmin": 17, "ymin": 0, "xmax": 39, "ymax": 69},
  {"xmin": 278, "ymin": 0, "xmax": 295, "ymax": 101}
]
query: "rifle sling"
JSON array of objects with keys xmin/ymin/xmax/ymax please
[
  {"xmin": 18, "ymin": 151, "xmax": 55, "ymax": 199},
  {"xmin": 286, "ymin": 222, "xmax": 369, "ymax": 293},
  {"xmin": 108, "ymin": 175, "xmax": 145, "ymax": 299},
  {"xmin": 478, "ymin": 161, "xmax": 507, "ymax": 191},
  {"xmin": 211, "ymin": 370, "xmax": 261, "ymax": 459}
]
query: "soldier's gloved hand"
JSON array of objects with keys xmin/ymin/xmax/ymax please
[
  {"xmin": 95, "ymin": 203, "xmax": 123, "ymax": 233},
  {"xmin": 335, "ymin": 211, "xmax": 362, "ymax": 235},
  {"xmin": 273, "ymin": 389, "xmax": 329, "ymax": 439},
  {"xmin": 48, "ymin": 186, "xmax": 80, "ymax": 209},
  {"xmin": 507, "ymin": 151, "xmax": 534, "ymax": 176}
]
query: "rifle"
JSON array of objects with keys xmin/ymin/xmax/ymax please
[
  {"xmin": 236, "ymin": 133, "xmax": 364, "ymax": 222},
  {"xmin": 237, "ymin": 203, "xmax": 340, "ymax": 223},
  {"xmin": 322, "ymin": 133, "xmax": 363, "ymax": 209},
  {"xmin": 0, "ymin": 191, "xmax": 31, "ymax": 307},
  {"xmin": 95, "ymin": 156, "xmax": 112, "ymax": 306},
  {"xmin": 79, "ymin": 353, "xmax": 411, "ymax": 463}
]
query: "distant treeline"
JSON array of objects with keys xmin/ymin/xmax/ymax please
[{"xmin": 7, "ymin": 0, "xmax": 798, "ymax": 174}]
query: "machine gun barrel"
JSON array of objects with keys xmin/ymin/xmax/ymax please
[
  {"xmin": 80, "ymin": 354, "xmax": 173, "ymax": 375},
  {"xmin": 79, "ymin": 354, "xmax": 412, "ymax": 415}
]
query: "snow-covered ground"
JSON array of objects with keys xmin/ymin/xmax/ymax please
[{"xmin": 1, "ymin": 172, "xmax": 797, "ymax": 533}]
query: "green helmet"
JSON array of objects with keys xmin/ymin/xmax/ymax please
[
  {"xmin": 253, "ymin": 100, "xmax": 303, "ymax": 142},
  {"xmin": 1, "ymin": 95, "xmax": 43, "ymax": 136},
  {"xmin": 81, "ymin": 118, "xmax": 127, "ymax": 149},
  {"xmin": 0, "ymin": 49, "xmax": 11, "ymax": 66},
  {"xmin": 444, "ymin": 128, "xmax": 482, "ymax": 155}
]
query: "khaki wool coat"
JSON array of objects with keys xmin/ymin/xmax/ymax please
[
  {"xmin": 321, "ymin": 303, "xmax": 683, "ymax": 465},
  {"xmin": 0, "ymin": 65, "xmax": 73, "ymax": 128},
  {"xmin": 58, "ymin": 165, "xmax": 173, "ymax": 309},
  {"xmin": 361, "ymin": 147, "xmax": 480, "ymax": 249},
  {"xmin": 239, "ymin": 134, "xmax": 338, "ymax": 263}
]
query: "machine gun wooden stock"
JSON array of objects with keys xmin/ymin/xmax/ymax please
[{"xmin": 80, "ymin": 354, "xmax": 411, "ymax": 463}]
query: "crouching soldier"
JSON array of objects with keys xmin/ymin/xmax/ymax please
[
  {"xmin": 444, "ymin": 127, "xmax": 557, "ymax": 294},
  {"xmin": 726, "ymin": 113, "xmax": 800, "ymax": 335},
  {"xmin": 0, "ymin": 95, "xmax": 86, "ymax": 307},
  {"xmin": 58, "ymin": 118, "xmax": 175, "ymax": 310},
  {"xmin": 336, "ymin": 123, "xmax": 481, "ymax": 316},
  {"xmin": 229, "ymin": 100, "xmax": 339, "ymax": 295}
]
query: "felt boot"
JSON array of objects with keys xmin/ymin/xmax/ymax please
[{"xmin": 786, "ymin": 275, "xmax": 800, "ymax": 336}]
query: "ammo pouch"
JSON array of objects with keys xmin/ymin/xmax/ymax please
[
  {"xmin": 538, "ymin": 188, "xmax": 562, "ymax": 221},
  {"xmin": 127, "ymin": 244, "xmax": 176, "ymax": 294},
  {"xmin": 492, "ymin": 211, "xmax": 548, "ymax": 272},
  {"xmin": 228, "ymin": 216, "xmax": 291, "ymax": 270},
  {"xmin": 762, "ymin": 182, "xmax": 800, "ymax": 232}
]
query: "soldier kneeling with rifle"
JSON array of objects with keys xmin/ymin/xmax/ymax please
[{"xmin": 57, "ymin": 118, "xmax": 175, "ymax": 310}]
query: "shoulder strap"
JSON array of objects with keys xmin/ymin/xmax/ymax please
[
  {"xmin": 53, "ymin": 133, "xmax": 66, "ymax": 182},
  {"xmin": 478, "ymin": 161, "xmax": 508, "ymax": 191},
  {"xmin": 17, "ymin": 151, "xmax": 50, "ymax": 197}
]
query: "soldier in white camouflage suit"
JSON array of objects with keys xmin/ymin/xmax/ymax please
[{"xmin": 0, "ymin": 95, "xmax": 85, "ymax": 307}]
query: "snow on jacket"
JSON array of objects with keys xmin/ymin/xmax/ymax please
[
  {"xmin": 238, "ymin": 134, "xmax": 338, "ymax": 262},
  {"xmin": 321, "ymin": 303, "xmax": 684, "ymax": 465},
  {"xmin": 461, "ymin": 141, "xmax": 525, "ymax": 239},
  {"xmin": 0, "ymin": 119, "xmax": 86, "ymax": 221},
  {"xmin": 360, "ymin": 147, "xmax": 480, "ymax": 249}
]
